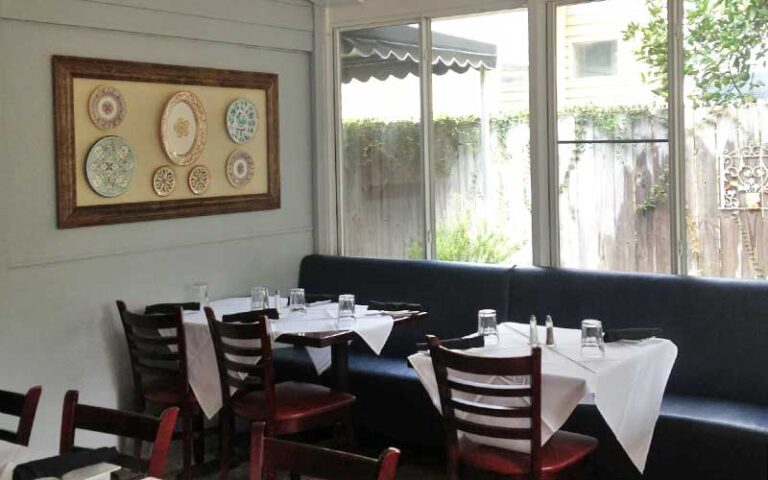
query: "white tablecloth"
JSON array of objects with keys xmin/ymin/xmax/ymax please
[
  {"xmin": 407, "ymin": 322, "xmax": 677, "ymax": 473},
  {"xmin": 180, "ymin": 297, "xmax": 395, "ymax": 418},
  {"xmin": 0, "ymin": 440, "xmax": 32, "ymax": 480}
]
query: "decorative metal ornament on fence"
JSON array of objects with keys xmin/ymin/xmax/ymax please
[{"xmin": 719, "ymin": 144, "xmax": 768, "ymax": 210}]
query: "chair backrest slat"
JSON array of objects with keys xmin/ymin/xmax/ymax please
[
  {"xmin": 0, "ymin": 386, "xmax": 42, "ymax": 446},
  {"xmin": 205, "ymin": 308, "xmax": 276, "ymax": 419},
  {"xmin": 60, "ymin": 390, "xmax": 178, "ymax": 478},
  {"xmin": 249, "ymin": 422, "xmax": 400, "ymax": 480},
  {"xmin": 446, "ymin": 378, "xmax": 532, "ymax": 397},
  {"xmin": 450, "ymin": 398, "xmax": 532, "ymax": 418},
  {"xmin": 427, "ymin": 335, "xmax": 543, "ymax": 480},
  {"xmin": 453, "ymin": 418, "xmax": 532, "ymax": 439},
  {"xmin": 116, "ymin": 301, "xmax": 189, "ymax": 402}
]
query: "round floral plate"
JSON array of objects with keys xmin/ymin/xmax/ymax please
[
  {"xmin": 89, "ymin": 85, "xmax": 127, "ymax": 130},
  {"xmin": 85, "ymin": 136, "xmax": 136, "ymax": 198},
  {"xmin": 152, "ymin": 166, "xmax": 176, "ymax": 197},
  {"xmin": 226, "ymin": 149, "xmax": 255, "ymax": 188},
  {"xmin": 161, "ymin": 91, "xmax": 207, "ymax": 166},
  {"xmin": 188, "ymin": 165, "xmax": 210, "ymax": 195},
  {"xmin": 226, "ymin": 98, "xmax": 257, "ymax": 144}
]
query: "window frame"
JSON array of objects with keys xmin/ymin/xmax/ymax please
[{"xmin": 324, "ymin": 0, "xmax": 687, "ymax": 274}]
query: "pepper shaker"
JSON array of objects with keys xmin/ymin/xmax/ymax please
[{"xmin": 545, "ymin": 315, "xmax": 556, "ymax": 346}]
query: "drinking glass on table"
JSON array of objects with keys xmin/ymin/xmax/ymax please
[
  {"xmin": 268, "ymin": 289, "xmax": 282, "ymax": 308},
  {"xmin": 289, "ymin": 288, "xmax": 307, "ymax": 314},
  {"xmin": 336, "ymin": 294, "xmax": 356, "ymax": 330},
  {"xmin": 192, "ymin": 282, "xmax": 209, "ymax": 308},
  {"xmin": 581, "ymin": 319, "xmax": 605, "ymax": 358},
  {"xmin": 478, "ymin": 309, "xmax": 499, "ymax": 346},
  {"xmin": 251, "ymin": 287, "xmax": 269, "ymax": 311}
]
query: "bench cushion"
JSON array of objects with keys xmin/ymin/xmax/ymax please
[{"xmin": 298, "ymin": 255, "xmax": 511, "ymax": 357}]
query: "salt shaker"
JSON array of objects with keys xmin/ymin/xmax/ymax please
[
  {"xmin": 545, "ymin": 315, "xmax": 556, "ymax": 346},
  {"xmin": 529, "ymin": 315, "xmax": 539, "ymax": 346}
]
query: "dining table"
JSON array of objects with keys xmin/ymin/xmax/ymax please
[
  {"xmin": 180, "ymin": 297, "xmax": 426, "ymax": 419},
  {"xmin": 408, "ymin": 321, "xmax": 677, "ymax": 473},
  {"xmin": 0, "ymin": 440, "xmax": 31, "ymax": 480}
]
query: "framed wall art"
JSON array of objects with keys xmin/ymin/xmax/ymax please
[{"xmin": 52, "ymin": 55, "xmax": 280, "ymax": 228}]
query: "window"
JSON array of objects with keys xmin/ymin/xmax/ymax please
[
  {"xmin": 555, "ymin": 0, "xmax": 670, "ymax": 274},
  {"xmin": 330, "ymin": 0, "xmax": 768, "ymax": 280},
  {"xmin": 336, "ymin": 11, "xmax": 531, "ymax": 265},
  {"xmin": 573, "ymin": 41, "xmax": 617, "ymax": 77}
]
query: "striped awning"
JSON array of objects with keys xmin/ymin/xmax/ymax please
[{"xmin": 340, "ymin": 25, "xmax": 497, "ymax": 83}]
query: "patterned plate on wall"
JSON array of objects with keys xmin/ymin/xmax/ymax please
[
  {"xmin": 226, "ymin": 149, "xmax": 255, "ymax": 188},
  {"xmin": 161, "ymin": 91, "xmax": 207, "ymax": 166},
  {"xmin": 188, "ymin": 165, "xmax": 210, "ymax": 195},
  {"xmin": 226, "ymin": 98, "xmax": 257, "ymax": 144},
  {"xmin": 152, "ymin": 166, "xmax": 177, "ymax": 197},
  {"xmin": 85, "ymin": 136, "xmax": 136, "ymax": 197},
  {"xmin": 88, "ymin": 85, "xmax": 127, "ymax": 130}
]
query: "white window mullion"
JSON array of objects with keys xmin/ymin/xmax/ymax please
[
  {"xmin": 420, "ymin": 17, "xmax": 436, "ymax": 260},
  {"xmin": 668, "ymin": 0, "xmax": 687, "ymax": 275},
  {"xmin": 529, "ymin": 0, "xmax": 555, "ymax": 267}
]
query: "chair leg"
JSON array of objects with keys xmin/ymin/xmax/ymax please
[
  {"xmin": 218, "ymin": 411, "xmax": 233, "ymax": 480},
  {"xmin": 193, "ymin": 408, "xmax": 205, "ymax": 465},
  {"xmin": 340, "ymin": 411, "xmax": 357, "ymax": 450},
  {"xmin": 181, "ymin": 402, "xmax": 193, "ymax": 480}
]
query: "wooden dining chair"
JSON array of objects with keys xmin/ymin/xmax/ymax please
[
  {"xmin": 205, "ymin": 308, "xmax": 356, "ymax": 480},
  {"xmin": 427, "ymin": 336, "xmax": 598, "ymax": 480},
  {"xmin": 60, "ymin": 390, "xmax": 178, "ymax": 478},
  {"xmin": 144, "ymin": 302, "xmax": 200, "ymax": 315},
  {"xmin": 0, "ymin": 385, "xmax": 42, "ymax": 446},
  {"xmin": 116, "ymin": 300, "xmax": 206, "ymax": 479},
  {"xmin": 249, "ymin": 422, "xmax": 399, "ymax": 480}
]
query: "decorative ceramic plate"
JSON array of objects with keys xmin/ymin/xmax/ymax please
[
  {"xmin": 88, "ymin": 85, "xmax": 127, "ymax": 130},
  {"xmin": 152, "ymin": 166, "xmax": 176, "ymax": 197},
  {"xmin": 85, "ymin": 136, "xmax": 136, "ymax": 197},
  {"xmin": 188, "ymin": 165, "xmax": 210, "ymax": 195},
  {"xmin": 226, "ymin": 149, "xmax": 255, "ymax": 188},
  {"xmin": 161, "ymin": 91, "xmax": 207, "ymax": 166},
  {"xmin": 226, "ymin": 98, "xmax": 257, "ymax": 144}
]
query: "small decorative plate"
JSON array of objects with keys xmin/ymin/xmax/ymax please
[
  {"xmin": 188, "ymin": 165, "xmax": 210, "ymax": 195},
  {"xmin": 226, "ymin": 149, "xmax": 255, "ymax": 188},
  {"xmin": 161, "ymin": 91, "xmax": 207, "ymax": 166},
  {"xmin": 85, "ymin": 136, "xmax": 136, "ymax": 198},
  {"xmin": 88, "ymin": 85, "xmax": 127, "ymax": 130},
  {"xmin": 226, "ymin": 98, "xmax": 257, "ymax": 144},
  {"xmin": 152, "ymin": 166, "xmax": 176, "ymax": 197}
]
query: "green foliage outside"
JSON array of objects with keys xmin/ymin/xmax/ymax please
[
  {"xmin": 406, "ymin": 214, "xmax": 524, "ymax": 264},
  {"xmin": 624, "ymin": 0, "xmax": 768, "ymax": 107}
]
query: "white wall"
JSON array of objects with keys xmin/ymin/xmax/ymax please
[{"xmin": 0, "ymin": 0, "xmax": 315, "ymax": 455}]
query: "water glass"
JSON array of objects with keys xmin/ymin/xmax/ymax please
[
  {"xmin": 192, "ymin": 282, "xmax": 209, "ymax": 308},
  {"xmin": 250, "ymin": 287, "xmax": 269, "ymax": 311},
  {"xmin": 336, "ymin": 294, "xmax": 356, "ymax": 330},
  {"xmin": 581, "ymin": 319, "xmax": 605, "ymax": 358},
  {"xmin": 477, "ymin": 309, "xmax": 498, "ymax": 346},
  {"xmin": 289, "ymin": 288, "xmax": 306, "ymax": 313},
  {"xmin": 268, "ymin": 289, "xmax": 282, "ymax": 309}
]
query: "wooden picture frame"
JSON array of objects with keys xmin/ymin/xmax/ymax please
[{"xmin": 53, "ymin": 55, "xmax": 280, "ymax": 228}]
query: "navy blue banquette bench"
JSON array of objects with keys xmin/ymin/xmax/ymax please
[{"xmin": 274, "ymin": 254, "xmax": 768, "ymax": 480}]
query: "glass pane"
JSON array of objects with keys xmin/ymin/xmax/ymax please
[
  {"xmin": 556, "ymin": 0, "xmax": 670, "ymax": 273},
  {"xmin": 431, "ymin": 9, "xmax": 532, "ymax": 265},
  {"xmin": 339, "ymin": 24, "xmax": 425, "ymax": 259},
  {"xmin": 683, "ymin": 0, "xmax": 768, "ymax": 279}
]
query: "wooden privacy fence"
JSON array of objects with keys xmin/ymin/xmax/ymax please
[{"xmin": 341, "ymin": 103, "xmax": 768, "ymax": 279}]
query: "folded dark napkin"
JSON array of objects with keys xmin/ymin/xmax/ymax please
[
  {"xmin": 144, "ymin": 302, "xmax": 200, "ymax": 314},
  {"xmin": 13, "ymin": 447, "xmax": 120, "ymax": 480},
  {"xmin": 368, "ymin": 301, "xmax": 423, "ymax": 312},
  {"xmin": 604, "ymin": 327, "xmax": 663, "ymax": 343},
  {"xmin": 222, "ymin": 308, "xmax": 279, "ymax": 322},
  {"xmin": 416, "ymin": 334, "xmax": 483, "ymax": 352},
  {"xmin": 305, "ymin": 293, "xmax": 337, "ymax": 303}
]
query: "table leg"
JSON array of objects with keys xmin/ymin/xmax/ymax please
[{"xmin": 331, "ymin": 341, "xmax": 351, "ymax": 392}]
